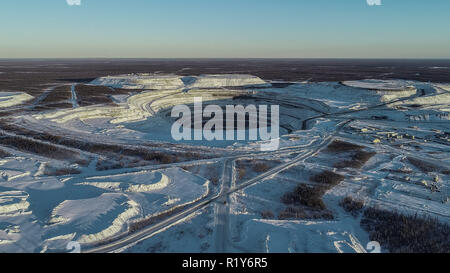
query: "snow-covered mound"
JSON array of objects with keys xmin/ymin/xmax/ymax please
[
  {"xmin": 435, "ymin": 84, "xmax": 450, "ymax": 92},
  {"xmin": 34, "ymin": 87, "xmax": 244, "ymax": 124},
  {"xmin": 91, "ymin": 74, "xmax": 185, "ymax": 90},
  {"xmin": 32, "ymin": 74, "xmax": 266, "ymax": 125},
  {"xmin": 48, "ymin": 193, "xmax": 140, "ymax": 244},
  {"xmin": 280, "ymin": 81, "xmax": 415, "ymax": 111},
  {"xmin": 3, "ymin": 72, "xmax": 450, "ymax": 253},
  {"xmin": 80, "ymin": 170, "xmax": 170, "ymax": 192},
  {"xmin": 0, "ymin": 191, "xmax": 30, "ymax": 216},
  {"xmin": 91, "ymin": 74, "xmax": 268, "ymax": 90},
  {"xmin": 0, "ymin": 223, "xmax": 20, "ymax": 247},
  {"xmin": 191, "ymin": 74, "xmax": 268, "ymax": 88},
  {"xmin": 398, "ymin": 93, "xmax": 450, "ymax": 112},
  {"xmin": 0, "ymin": 92, "xmax": 34, "ymax": 108},
  {"xmin": 342, "ymin": 79, "xmax": 415, "ymax": 91},
  {"xmin": 81, "ymin": 168, "xmax": 210, "ymax": 217}
]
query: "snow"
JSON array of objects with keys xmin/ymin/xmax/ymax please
[
  {"xmin": 91, "ymin": 74, "xmax": 268, "ymax": 90},
  {"xmin": 342, "ymin": 79, "xmax": 415, "ymax": 91},
  {"xmin": 91, "ymin": 74, "xmax": 185, "ymax": 90},
  {"xmin": 0, "ymin": 92, "xmax": 34, "ymax": 108},
  {"xmin": 0, "ymin": 153, "xmax": 210, "ymax": 251},
  {"xmin": 190, "ymin": 74, "xmax": 269, "ymax": 88},
  {"xmin": 435, "ymin": 84, "xmax": 450, "ymax": 92},
  {"xmin": 33, "ymin": 88, "xmax": 244, "ymax": 124},
  {"xmin": 393, "ymin": 91, "xmax": 450, "ymax": 112},
  {"xmin": 236, "ymin": 219, "xmax": 366, "ymax": 253},
  {"xmin": 41, "ymin": 193, "xmax": 140, "ymax": 246},
  {"xmin": 273, "ymin": 81, "xmax": 416, "ymax": 112},
  {"xmin": 1, "ymin": 74, "xmax": 449, "ymax": 253},
  {"xmin": 33, "ymin": 74, "xmax": 266, "ymax": 125},
  {"xmin": 70, "ymin": 84, "xmax": 79, "ymax": 108},
  {"xmin": 78, "ymin": 200, "xmax": 140, "ymax": 244},
  {"xmin": 80, "ymin": 170, "xmax": 170, "ymax": 193},
  {"xmin": 0, "ymin": 191, "xmax": 30, "ymax": 216},
  {"xmin": 124, "ymin": 207, "xmax": 215, "ymax": 253}
]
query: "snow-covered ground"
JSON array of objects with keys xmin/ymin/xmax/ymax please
[
  {"xmin": 33, "ymin": 88, "xmax": 245, "ymax": 125},
  {"xmin": 0, "ymin": 92, "xmax": 34, "ymax": 108},
  {"xmin": 342, "ymin": 79, "xmax": 415, "ymax": 91},
  {"xmin": 0, "ymin": 75, "xmax": 449, "ymax": 253},
  {"xmin": 0, "ymin": 159, "xmax": 209, "ymax": 252},
  {"xmin": 91, "ymin": 74, "xmax": 268, "ymax": 90}
]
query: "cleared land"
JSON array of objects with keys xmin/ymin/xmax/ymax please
[{"xmin": 0, "ymin": 60, "xmax": 448, "ymax": 253}]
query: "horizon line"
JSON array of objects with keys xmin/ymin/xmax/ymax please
[{"xmin": 1, "ymin": 57, "xmax": 450, "ymax": 61}]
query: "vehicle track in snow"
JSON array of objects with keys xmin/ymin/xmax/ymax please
[
  {"xmin": 26, "ymin": 84, "xmax": 69, "ymax": 111},
  {"xmin": 70, "ymin": 84, "xmax": 79, "ymax": 108}
]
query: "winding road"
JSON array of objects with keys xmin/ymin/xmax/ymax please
[{"xmin": 83, "ymin": 120, "xmax": 351, "ymax": 253}]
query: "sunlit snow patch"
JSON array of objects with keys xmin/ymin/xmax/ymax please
[
  {"xmin": 0, "ymin": 191, "xmax": 30, "ymax": 216},
  {"xmin": 0, "ymin": 92, "xmax": 34, "ymax": 108},
  {"xmin": 80, "ymin": 170, "xmax": 170, "ymax": 192},
  {"xmin": 48, "ymin": 193, "xmax": 140, "ymax": 244}
]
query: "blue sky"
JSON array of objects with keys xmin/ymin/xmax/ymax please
[{"xmin": 1, "ymin": 0, "xmax": 449, "ymax": 58}]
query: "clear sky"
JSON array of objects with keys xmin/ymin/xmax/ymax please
[{"xmin": 1, "ymin": 0, "xmax": 449, "ymax": 58}]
